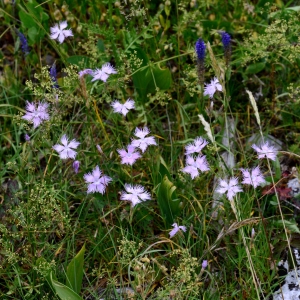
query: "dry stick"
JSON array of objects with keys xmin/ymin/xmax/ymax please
[{"xmin": 93, "ymin": 100, "xmax": 109, "ymax": 142}]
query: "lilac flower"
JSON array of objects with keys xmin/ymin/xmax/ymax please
[
  {"xmin": 22, "ymin": 101, "xmax": 49, "ymax": 128},
  {"xmin": 24, "ymin": 134, "xmax": 30, "ymax": 141},
  {"xmin": 118, "ymin": 145, "xmax": 141, "ymax": 166},
  {"xmin": 185, "ymin": 136, "xmax": 209, "ymax": 155},
  {"xmin": 131, "ymin": 127, "xmax": 157, "ymax": 153},
  {"xmin": 50, "ymin": 63, "xmax": 59, "ymax": 88},
  {"xmin": 79, "ymin": 69, "xmax": 94, "ymax": 78},
  {"xmin": 120, "ymin": 184, "xmax": 151, "ymax": 207},
  {"xmin": 241, "ymin": 166, "xmax": 265, "ymax": 188},
  {"xmin": 73, "ymin": 160, "xmax": 80, "ymax": 174},
  {"xmin": 111, "ymin": 98, "xmax": 135, "ymax": 116},
  {"xmin": 52, "ymin": 134, "xmax": 80, "ymax": 159},
  {"xmin": 202, "ymin": 260, "xmax": 208, "ymax": 269},
  {"xmin": 169, "ymin": 223, "xmax": 187, "ymax": 238},
  {"xmin": 203, "ymin": 77, "xmax": 223, "ymax": 98},
  {"xmin": 251, "ymin": 142, "xmax": 278, "ymax": 161},
  {"xmin": 91, "ymin": 63, "xmax": 117, "ymax": 82},
  {"xmin": 18, "ymin": 31, "xmax": 30, "ymax": 55},
  {"xmin": 50, "ymin": 21, "xmax": 73, "ymax": 44},
  {"xmin": 215, "ymin": 177, "xmax": 243, "ymax": 201},
  {"xmin": 182, "ymin": 155, "xmax": 210, "ymax": 179},
  {"xmin": 84, "ymin": 165, "xmax": 112, "ymax": 194}
]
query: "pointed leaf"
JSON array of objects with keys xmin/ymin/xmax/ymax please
[
  {"xmin": 66, "ymin": 244, "xmax": 85, "ymax": 294},
  {"xmin": 50, "ymin": 272, "xmax": 83, "ymax": 300},
  {"xmin": 276, "ymin": 220, "xmax": 300, "ymax": 234},
  {"xmin": 156, "ymin": 174, "xmax": 181, "ymax": 227}
]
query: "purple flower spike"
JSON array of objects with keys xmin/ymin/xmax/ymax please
[
  {"xmin": 18, "ymin": 31, "xmax": 30, "ymax": 55},
  {"xmin": 220, "ymin": 32, "xmax": 231, "ymax": 49},
  {"xmin": 219, "ymin": 31, "xmax": 231, "ymax": 65},
  {"xmin": 202, "ymin": 260, "xmax": 208, "ymax": 269},
  {"xmin": 50, "ymin": 63, "xmax": 59, "ymax": 88},
  {"xmin": 195, "ymin": 38, "xmax": 206, "ymax": 84},
  {"xmin": 195, "ymin": 38, "xmax": 206, "ymax": 61}
]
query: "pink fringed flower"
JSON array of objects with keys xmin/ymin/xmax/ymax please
[
  {"xmin": 251, "ymin": 142, "xmax": 278, "ymax": 161},
  {"xmin": 203, "ymin": 77, "xmax": 222, "ymax": 98},
  {"xmin": 120, "ymin": 184, "xmax": 151, "ymax": 207},
  {"xmin": 22, "ymin": 101, "xmax": 49, "ymax": 128},
  {"xmin": 111, "ymin": 98, "xmax": 135, "ymax": 116},
  {"xmin": 182, "ymin": 155, "xmax": 210, "ymax": 179},
  {"xmin": 52, "ymin": 135, "xmax": 80, "ymax": 159},
  {"xmin": 185, "ymin": 136, "xmax": 209, "ymax": 155},
  {"xmin": 78, "ymin": 69, "xmax": 93, "ymax": 78},
  {"xmin": 216, "ymin": 177, "xmax": 243, "ymax": 201},
  {"xmin": 117, "ymin": 145, "xmax": 141, "ymax": 166},
  {"xmin": 131, "ymin": 127, "xmax": 157, "ymax": 153},
  {"xmin": 241, "ymin": 166, "xmax": 265, "ymax": 188},
  {"xmin": 84, "ymin": 166, "xmax": 112, "ymax": 194},
  {"xmin": 169, "ymin": 223, "xmax": 187, "ymax": 238},
  {"xmin": 91, "ymin": 63, "xmax": 117, "ymax": 82},
  {"xmin": 50, "ymin": 21, "xmax": 73, "ymax": 44}
]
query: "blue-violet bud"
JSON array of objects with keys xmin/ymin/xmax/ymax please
[
  {"xmin": 73, "ymin": 160, "xmax": 80, "ymax": 174},
  {"xmin": 18, "ymin": 31, "xmax": 30, "ymax": 55},
  {"xmin": 202, "ymin": 260, "xmax": 208, "ymax": 269},
  {"xmin": 25, "ymin": 134, "xmax": 30, "ymax": 142},
  {"xmin": 50, "ymin": 63, "xmax": 59, "ymax": 88}
]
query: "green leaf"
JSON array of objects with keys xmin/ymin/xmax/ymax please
[
  {"xmin": 276, "ymin": 220, "xmax": 300, "ymax": 234},
  {"xmin": 28, "ymin": 27, "xmax": 38, "ymax": 43},
  {"xmin": 245, "ymin": 62, "xmax": 266, "ymax": 74},
  {"xmin": 286, "ymin": 6, "xmax": 300, "ymax": 11},
  {"xmin": 19, "ymin": 11, "xmax": 36, "ymax": 29},
  {"xmin": 50, "ymin": 272, "xmax": 83, "ymax": 300},
  {"xmin": 66, "ymin": 244, "xmax": 85, "ymax": 294},
  {"xmin": 159, "ymin": 14, "xmax": 165, "ymax": 27},
  {"xmin": 156, "ymin": 159, "xmax": 181, "ymax": 227},
  {"xmin": 164, "ymin": 5, "xmax": 171, "ymax": 16},
  {"xmin": 146, "ymin": 65, "xmax": 172, "ymax": 92},
  {"xmin": 25, "ymin": 1, "xmax": 44, "ymax": 20},
  {"xmin": 131, "ymin": 47, "xmax": 172, "ymax": 100}
]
